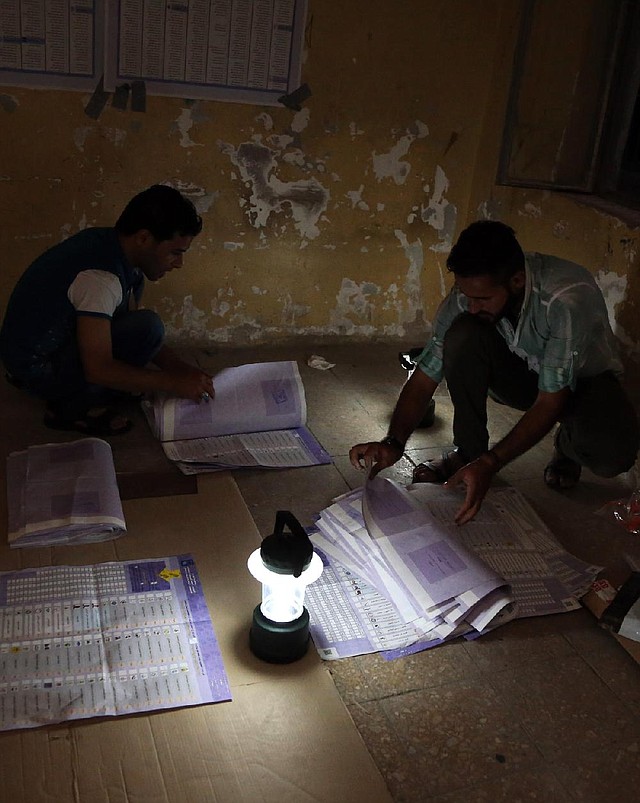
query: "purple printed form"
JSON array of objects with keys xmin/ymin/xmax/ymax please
[
  {"xmin": 149, "ymin": 361, "xmax": 306, "ymax": 442},
  {"xmin": 7, "ymin": 438, "xmax": 126, "ymax": 549},
  {"xmin": 363, "ymin": 477, "xmax": 510, "ymax": 616},
  {"xmin": 0, "ymin": 554, "xmax": 230, "ymax": 731}
]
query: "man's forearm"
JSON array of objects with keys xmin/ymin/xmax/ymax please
[
  {"xmin": 489, "ymin": 389, "xmax": 570, "ymax": 467},
  {"xmin": 151, "ymin": 343, "xmax": 192, "ymax": 372}
]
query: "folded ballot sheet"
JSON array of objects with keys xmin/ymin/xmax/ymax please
[
  {"xmin": 6, "ymin": 438, "xmax": 126, "ymax": 548},
  {"xmin": 142, "ymin": 360, "xmax": 331, "ymax": 474}
]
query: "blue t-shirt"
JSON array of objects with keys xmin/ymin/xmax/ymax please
[
  {"xmin": 0, "ymin": 228, "xmax": 142, "ymax": 379},
  {"xmin": 417, "ymin": 253, "xmax": 623, "ymax": 393}
]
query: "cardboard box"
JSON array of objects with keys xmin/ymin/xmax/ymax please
[
  {"xmin": 582, "ymin": 568, "xmax": 640, "ymax": 666},
  {"xmin": 0, "ymin": 473, "xmax": 393, "ymax": 803}
]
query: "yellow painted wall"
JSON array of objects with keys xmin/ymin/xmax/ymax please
[{"xmin": 1, "ymin": 0, "xmax": 639, "ymax": 365}]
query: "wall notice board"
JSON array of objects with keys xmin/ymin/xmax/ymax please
[{"xmin": 0, "ymin": 0, "xmax": 307, "ymax": 106}]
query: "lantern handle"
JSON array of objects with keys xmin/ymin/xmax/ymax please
[{"xmin": 274, "ymin": 510, "xmax": 308, "ymax": 540}]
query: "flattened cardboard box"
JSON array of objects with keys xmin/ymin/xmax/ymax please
[
  {"xmin": 0, "ymin": 474, "xmax": 393, "ymax": 803},
  {"xmin": 582, "ymin": 567, "xmax": 640, "ymax": 666}
]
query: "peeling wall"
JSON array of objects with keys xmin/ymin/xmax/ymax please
[{"xmin": 1, "ymin": 0, "xmax": 639, "ymax": 363}]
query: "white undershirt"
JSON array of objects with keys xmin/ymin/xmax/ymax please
[{"xmin": 67, "ymin": 270, "xmax": 123, "ymax": 317}]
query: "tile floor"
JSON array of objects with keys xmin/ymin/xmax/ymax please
[{"xmin": 3, "ymin": 342, "xmax": 640, "ymax": 802}]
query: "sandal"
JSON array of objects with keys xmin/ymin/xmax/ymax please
[
  {"xmin": 44, "ymin": 406, "xmax": 133, "ymax": 437},
  {"xmin": 412, "ymin": 448, "xmax": 467, "ymax": 484},
  {"xmin": 544, "ymin": 453, "xmax": 582, "ymax": 490}
]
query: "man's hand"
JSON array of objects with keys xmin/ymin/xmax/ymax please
[
  {"xmin": 349, "ymin": 439, "xmax": 404, "ymax": 478},
  {"xmin": 444, "ymin": 453, "xmax": 498, "ymax": 525},
  {"xmin": 168, "ymin": 363, "xmax": 215, "ymax": 403}
]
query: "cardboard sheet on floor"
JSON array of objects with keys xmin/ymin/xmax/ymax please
[{"xmin": 0, "ymin": 473, "xmax": 392, "ymax": 803}]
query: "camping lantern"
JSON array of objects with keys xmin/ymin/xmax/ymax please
[{"xmin": 247, "ymin": 510, "xmax": 323, "ymax": 663}]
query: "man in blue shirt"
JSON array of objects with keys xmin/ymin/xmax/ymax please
[
  {"xmin": 0, "ymin": 185, "xmax": 214, "ymax": 435},
  {"xmin": 350, "ymin": 220, "xmax": 639, "ymax": 524}
]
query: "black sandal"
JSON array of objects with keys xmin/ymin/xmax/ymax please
[
  {"xmin": 44, "ymin": 406, "xmax": 133, "ymax": 437},
  {"xmin": 412, "ymin": 448, "xmax": 466, "ymax": 484},
  {"xmin": 544, "ymin": 454, "xmax": 582, "ymax": 490}
]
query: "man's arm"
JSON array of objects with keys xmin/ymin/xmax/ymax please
[
  {"xmin": 77, "ymin": 317, "xmax": 213, "ymax": 401},
  {"xmin": 447, "ymin": 387, "xmax": 571, "ymax": 524},
  {"xmin": 349, "ymin": 369, "xmax": 439, "ymax": 477}
]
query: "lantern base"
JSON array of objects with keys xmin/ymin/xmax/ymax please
[{"xmin": 250, "ymin": 605, "xmax": 310, "ymax": 663}]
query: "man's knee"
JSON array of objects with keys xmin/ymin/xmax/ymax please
[
  {"xmin": 131, "ymin": 309, "xmax": 164, "ymax": 341},
  {"xmin": 112, "ymin": 309, "xmax": 165, "ymax": 365},
  {"xmin": 443, "ymin": 313, "xmax": 494, "ymax": 362}
]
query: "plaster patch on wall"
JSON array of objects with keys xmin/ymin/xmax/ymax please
[
  {"xmin": 282, "ymin": 149, "xmax": 306, "ymax": 166},
  {"xmin": 619, "ymin": 237, "xmax": 638, "ymax": 266},
  {"xmin": 421, "ymin": 166, "xmax": 457, "ymax": 252},
  {"xmin": 596, "ymin": 269, "xmax": 627, "ymax": 331},
  {"xmin": 280, "ymin": 293, "xmax": 311, "ymax": 325},
  {"xmin": 104, "ymin": 127, "xmax": 127, "ymax": 147},
  {"xmin": 552, "ymin": 220, "xmax": 571, "ymax": 239},
  {"xmin": 73, "ymin": 127, "xmax": 91, "ymax": 152},
  {"xmin": 173, "ymin": 108, "xmax": 203, "ymax": 148},
  {"xmin": 518, "ymin": 202, "xmax": 542, "ymax": 218},
  {"xmin": 72, "ymin": 125, "xmax": 125, "ymax": 150},
  {"xmin": 394, "ymin": 229, "xmax": 426, "ymax": 329},
  {"xmin": 596, "ymin": 269, "xmax": 639, "ymax": 354},
  {"xmin": 372, "ymin": 121, "xmax": 429, "ymax": 186},
  {"xmin": 168, "ymin": 180, "xmax": 217, "ymax": 214},
  {"xmin": 169, "ymin": 295, "xmax": 208, "ymax": 338},
  {"xmin": 346, "ymin": 185, "xmax": 369, "ymax": 211},
  {"xmin": 224, "ymin": 242, "xmax": 245, "ymax": 251},
  {"xmin": 291, "ymin": 108, "xmax": 310, "ymax": 133},
  {"xmin": 268, "ymin": 134, "xmax": 295, "ymax": 150},
  {"xmin": 0, "ymin": 93, "xmax": 18, "ymax": 112},
  {"xmin": 477, "ymin": 200, "xmax": 503, "ymax": 220},
  {"xmin": 256, "ymin": 112, "xmax": 274, "ymax": 131},
  {"xmin": 219, "ymin": 140, "xmax": 330, "ymax": 239},
  {"xmin": 329, "ymin": 278, "xmax": 380, "ymax": 331}
]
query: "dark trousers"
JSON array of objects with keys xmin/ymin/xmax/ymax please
[
  {"xmin": 443, "ymin": 313, "xmax": 639, "ymax": 476},
  {"xmin": 21, "ymin": 309, "xmax": 164, "ymax": 418}
]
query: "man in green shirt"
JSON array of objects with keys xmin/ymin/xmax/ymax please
[{"xmin": 350, "ymin": 220, "xmax": 638, "ymax": 524}]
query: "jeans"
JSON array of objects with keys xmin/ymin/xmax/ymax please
[
  {"xmin": 442, "ymin": 313, "xmax": 639, "ymax": 476},
  {"xmin": 20, "ymin": 309, "xmax": 164, "ymax": 418}
]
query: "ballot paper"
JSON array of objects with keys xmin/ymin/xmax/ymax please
[
  {"xmin": 306, "ymin": 478, "xmax": 601, "ymax": 660},
  {"xmin": 6, "ymin": 439, "xmax": 126, "ymax": 549},
  {"xmin": 143, "ymin": 361, "xmax": 331, "ymax": 473},
  {"xmin": 0, "ymin": 554, "xmax": 230, "ymax": 731}
]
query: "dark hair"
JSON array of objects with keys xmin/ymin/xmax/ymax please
[
  {"xmin": 115, "ymin": 184, "xmax": 203, "ymax": 241},
  {"xmin": 447, "ymin": 220, "xmax": 524, "ymax": 282}
]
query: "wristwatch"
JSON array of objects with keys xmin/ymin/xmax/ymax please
[{"xmin": 380, "ymin": 435, "xmax": 405, "ymax": 452}]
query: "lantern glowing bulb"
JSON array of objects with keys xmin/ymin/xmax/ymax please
[{"xmin": 248, "ymin": 510, "xmax": 323, "ymax": 663}]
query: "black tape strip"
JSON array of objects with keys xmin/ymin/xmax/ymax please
[
  {"xmin": 112, "ymin": 83, "xmax": 130, "ymax": 110},
  {"xmin": 600, "ymin": 572, "xmax": 640, "ymax": 632},
  {"xmin": 131, "ymin": 80, "xmax": 146, "ymax": 112},
  {"xmin": 84, "ymin": 76, "xmax": 110, "ymax": 119},
  {"xmin": 278, "ymin": 82, "xmax": 311, "ymax": 111}
]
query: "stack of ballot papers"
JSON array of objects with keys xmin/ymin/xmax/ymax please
[
  {"xmin": 305, "ymin": 477, "xmax": 602, "ymax": 660},
  {"xmin": 6, "ymin": 438, "xmax": 126, "ymax": 549},
  {"xmin": 142, "ymin": 360, "xmax": 331, "ymax": 474}
]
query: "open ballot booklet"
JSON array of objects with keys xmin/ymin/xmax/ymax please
[
  {"xmin": 6, "ymin": 438, "xmax": 126, "ymax": 549},
  {"xmin": 142, "ymin": 360, "xmax": 331, "ymax": 474}
]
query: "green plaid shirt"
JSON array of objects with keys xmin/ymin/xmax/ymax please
[{"xmin": 417, "ymin": 252, "xmax": 623, "ymax": 393}]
